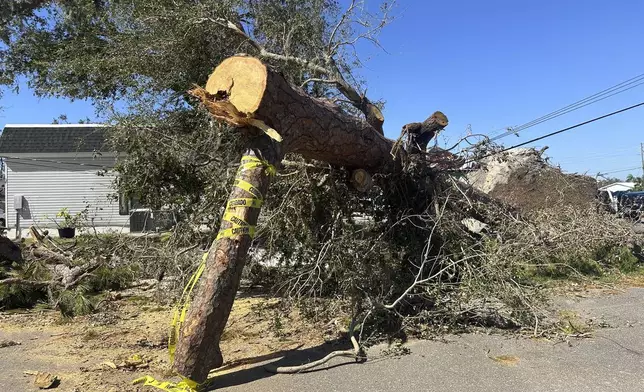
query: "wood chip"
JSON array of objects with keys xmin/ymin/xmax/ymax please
[
  {"xmin": 101, "ymin": 361, "xmax": 118, "ymax": 369},
  {"xmin": 34, "ymin": 372, "xmax": 59, "ymax": 389}
]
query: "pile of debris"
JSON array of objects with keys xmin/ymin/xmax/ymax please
[
  {"xmin": 0, "ymin": 227, "xmax": 141, "ymax": 316},
  {"xmin": 467, "ymin": 148, "xmax": 598, "ymax": 213}
]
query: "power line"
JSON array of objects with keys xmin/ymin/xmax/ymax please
[
  {"xmin": 474, "ymin": 101, "xmax": 644, "ymax": 161},
  {"xmin": 597, "ymin": 166, "xmax": 642, "ymax": 176},
  {"xmin": 509, "ymin": 78, "xmax": 644, "ymax": 133},
  {"xmin": 556, "ymin": 154, "xmax": 641, "ymax": 165},
  {"xmin": 490, "ymin": 73, "xmax": 644, "ymax": 142},
  {"xmin": 0, "ymin": 159, "xmax": 104, "ymax": 171},
  {"xmin": 491, "ymin": 74, "xmax": 644, "ymax": 140},
  {"xmin": 2, "ymin": 155, "xmax": 111, "ymax": 169},
  {"xmin": 509, "ymin": 81, "xmax": 644, "ymax": 135},
  {"xmin": 556, "ymin": 149, "xmax": 639, "ymax": 160}
]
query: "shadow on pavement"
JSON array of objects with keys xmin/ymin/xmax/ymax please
[{"xmin": 204, "ymin": 339, "xmax": 362, "ymax": 390}]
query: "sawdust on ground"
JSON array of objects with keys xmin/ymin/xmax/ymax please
[{"xmin": 0, "ymin": 294, "xmax": 332, "ymax": 392}]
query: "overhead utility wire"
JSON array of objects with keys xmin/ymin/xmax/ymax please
[
  {"xmin": 510, "ymin": 75, "xmax": 644, "ymax": 131},
  {"xmin": 473, "ymin": 101, "xmax": 644, "ymax": 162},
  {"xmin": 1, "ymin": 155, "xmax": 111, "ymax": 169},
  {"xmin": 597, "ymin": 166, "xmax": 642, "ymax": 176},
  {"xmin": 0, "ymin": 159, "xmax": 105, "ymax": 171},
  {"xmin": 490, "ymin": 73, "xmax": 644, "ymax": 142}
]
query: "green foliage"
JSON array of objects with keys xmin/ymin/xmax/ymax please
[
  {"xmin": 0, "ymin": 0, "xmax": 363, "ymax": 237},
  {"xmin": 271, "ymin": 310, "xmax": 286, "ymax": 339},
  {"xmin": 257, "ymin": 161, "xmax": 433, "ymax": 300},
  {"xmin": 87, "ymin": 265, "xmax": 137, "ymax": 292},
  {"xmin": 0, "ymin": 259, "xmax": 51, "ymax": 310},
  {"xmin": 56, "ymin": 286, "xmax": 95, "ymax": 318},
  {"xmin": 249, "ymin": 160, "xmax": 555, "ymax": 332},
  {"xmin": 596, "ymin": 245, "xmax": 640, "ymax": 274},
  {"xmin": 0, "ymin": 280, "xmax": 48, "ymax": 310},
  {"xmin": 0, "ymin": 234, "xmax": 156, "ymax": 316},
  {"xmin": 8, "ymin": 0, "xmax": 637, "ymax": 338},
  {"xmin": 626, "ymin": 174, "xmax": 644, "ymax": 191},
  {"xmin": 55, "ymin": 207, "xmax": 87, "ymax": 228},
  {"xmin": 500, "ymin": 207, "xmax": 641, "ymax": 281}
]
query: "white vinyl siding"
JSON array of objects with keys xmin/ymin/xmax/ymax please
[{"xmin": 4, "ymin": 154, "xmax": 129, "ymax": 229}]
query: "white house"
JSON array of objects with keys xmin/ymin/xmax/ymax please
[{"xmin": 0, "ymin": 124, "xmax": 131, "ymax": 236}]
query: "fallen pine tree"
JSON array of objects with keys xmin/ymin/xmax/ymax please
[
  {"xmin": 169, "ymin": 52, "xmax": 457, "ymax": 380},
  {"xmin": 172, "ymin": 55, "xmax": 644, "ymax": 381}
]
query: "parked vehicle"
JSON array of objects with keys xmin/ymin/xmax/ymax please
[{"xmin": 617, "ymin": 191, "xmax": 644, "ymax": 221}]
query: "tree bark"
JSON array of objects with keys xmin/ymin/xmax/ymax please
[
  {"xmin": 403, "ymin": 111, "xmax": 449, "ymax": 153},
  {"xmin": 172, "ymin": 135, "xmax": 281, "ymax": 382}
]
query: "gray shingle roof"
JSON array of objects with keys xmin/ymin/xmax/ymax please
[{"xmin": 0, "ymin": 124, "xmax": 110, "ymax": 154}]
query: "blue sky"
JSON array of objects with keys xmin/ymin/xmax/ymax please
[{"xmin": 2, "ymin": 0, "xmax": 644, "ymax": 179}]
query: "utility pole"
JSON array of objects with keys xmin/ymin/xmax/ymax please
[{"xmin": 641, "ymin": 142, "xmax": 644, "ymax": 178}]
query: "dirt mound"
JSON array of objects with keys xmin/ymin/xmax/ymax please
[{"xmin": 467, "ymin": 148, "xmax": 598, "ymax": 213}]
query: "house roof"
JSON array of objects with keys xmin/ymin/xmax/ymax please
[
  {"xmin": 0, "ymin": 124, "xmax": 110, "ymax": 154},
  {"xmin": 598, "ymin": 182, "xmax": 636, "ymax": 192}
]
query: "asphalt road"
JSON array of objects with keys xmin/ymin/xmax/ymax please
[{"xmin": 211, "ymin": 288, "xmax": 644, "ymax": 392}]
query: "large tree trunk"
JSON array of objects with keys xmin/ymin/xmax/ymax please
[
  {"xmin": 174, "ymin": 56, "xmax": 447, "ymax": 383},
  {"xmin": 172, "ymin": 136, "xmax": 281, "ymax": 382},
  {"xmin": 192, "ymin": 55, "xmax": 403, "ymax": 172}
]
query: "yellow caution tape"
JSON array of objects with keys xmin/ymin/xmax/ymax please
[
  {"xmin": 240, "ymin": 155, "xmax": 276, "ymax": 176},
  {"xmin": 226, "ymin": 198, "xmax": 263, "ymax": 209},
  {"xmin": 215, "ymin": 155, "xmax": 277, "ymax": 240},
  {"xmin": 168, "ymin": 253, "xmax": 207, "ymax": 362},
  {"xmin": 216, "ymin": 225, "xmax": 257, "ymax": 240},
  {"xmin": 222, "ymin": 211, "xmax": 250, "ymax": 228},
  {"xmin": 133, "ymin": 375, "xmax": 198, "ymax": 392},
  {"xmin": 137, "ymin": 253, "xmax": 207, "ymax": 391},
  {"xmin": 234, "ymin": 178, "xmax": 263, "ymax": 199}
]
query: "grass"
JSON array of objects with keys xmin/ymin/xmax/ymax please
[
  {"xmin": 518, "ymin": 245, "xmax": 642, "ymax": 284},
  {"xmin": 557, "ymin": 310, "xmax": 592, "ymax": 335}
]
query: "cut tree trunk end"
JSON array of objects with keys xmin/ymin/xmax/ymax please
[
  {"xmin": 171, "ymin": 135, "xmax": 281, "ymax": 382},
  {"xmin": 351, "ymin": 169, "xmax": 373, "ymax": 192}
]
